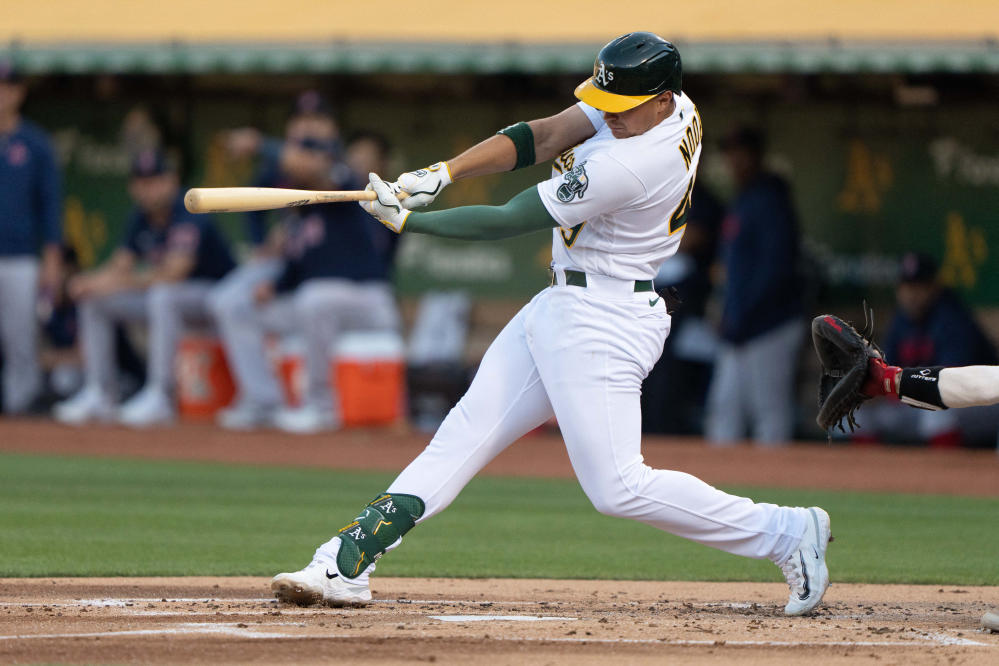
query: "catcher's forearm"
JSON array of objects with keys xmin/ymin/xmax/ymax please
[
  {"xmin": 938, "ymin": 366, "xmax": 999, "ymax": 407},
  {"xmin": 405, "ymin": 187, "xmax": 556, "ymax": 240},
  {"xmin": 858, "ymin": 361, "xmax": 999, "ymax": 411},
  {"xmin": 900, "ymin": 365, "xmax": 999, "ymax": 409}
]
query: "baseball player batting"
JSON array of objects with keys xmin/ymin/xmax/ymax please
[
  {"xmin": 271, "ymin": 32, "xmax": 832, "ymax": 617},
  {"xmin": 812, "ymin": 313, "xmax": 999, "ymax": 631}
]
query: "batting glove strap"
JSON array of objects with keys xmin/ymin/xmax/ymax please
[
  {"xmin": 360, "ymin": 172, "xmax": 411, "ymax": 233},
  {"xmin": 394, "ymin": 162, "xmax": 452, "ymax": 209}
]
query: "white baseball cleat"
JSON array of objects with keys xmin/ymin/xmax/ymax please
[
  {"xmin": 271, "ymin": 560, "xmax": 371, "ymax": 607},
  {"xmin": 780, "ymin": 506, "xmax": 832, "ymax": 616},
  {"xmin": 52, "ymin": 386, "xmax": 116, "ymax": 425},
  {"xmin": 117, "ymin": 386, "xmax": 175, "ymax": 427}
]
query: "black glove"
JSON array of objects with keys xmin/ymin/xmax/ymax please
[{"xmin": 811, "ymin": 306, "xmax": 882, "ymax": 433}]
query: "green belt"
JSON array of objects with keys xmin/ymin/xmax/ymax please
[{"xmin": 552, "ymin": 269, "xmax": 654, "ymax": 293}]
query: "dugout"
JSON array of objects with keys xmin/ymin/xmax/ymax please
[
  {"xmin": 5, "ymin": 1, "xmax": 999, "ymax": 438},
  {"xmin": 5, "ymin": 1, "xmax": 999, "ymax": 305}
]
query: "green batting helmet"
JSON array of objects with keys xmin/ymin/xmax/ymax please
[{"xmin": 575, "ymin": 32, "xmax": 682, "ymax": 113}]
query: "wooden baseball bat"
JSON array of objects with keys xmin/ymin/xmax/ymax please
[{"xmin": 183, "ymin": 187, "xmax": 408, "ymax": 214}]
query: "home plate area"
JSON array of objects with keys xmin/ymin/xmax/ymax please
[{"xmin": 2, "ymin": 577, "xmax": 997, "ymax": 664}]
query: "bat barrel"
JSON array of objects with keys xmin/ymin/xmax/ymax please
[{"xmin": 183, "ymin": 187, "xmax": 392, "ymax": 214}]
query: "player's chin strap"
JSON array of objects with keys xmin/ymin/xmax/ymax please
[{"xmin": 336, "ymin": 493, "xmax": 426, "ymax": 578}]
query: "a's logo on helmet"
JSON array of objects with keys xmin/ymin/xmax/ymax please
[
  {"xmin": 556, "ymin": 163, "xmax": 589, "ymax": 202},
  {"xmin": 595, "ymin": 61, "xmax": 614, "ymax": 87}
]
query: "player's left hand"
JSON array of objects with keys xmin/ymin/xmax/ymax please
[
  {"xmin": 393, "ymin": 162, "xmax": 452, "ymax": 209},
  {"xmin": 360, "ymin": 172, "xmax": 411, "ymax": 233}
]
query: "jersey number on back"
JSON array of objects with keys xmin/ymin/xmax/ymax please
[{"xmin": 667, "ymin": 179, "xmax": 694, "ymax": 236}]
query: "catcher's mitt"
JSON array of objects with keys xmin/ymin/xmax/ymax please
[{"xmin": 811, "ymin": 305, "xmax": 882, "ymax": 432}]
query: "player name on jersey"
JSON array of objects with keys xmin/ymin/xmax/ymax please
[{"xmin": 678, "ymin": 110, "xmax": 703, "ymax": 171}]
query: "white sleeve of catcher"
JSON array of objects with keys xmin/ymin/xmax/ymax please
[{"xmin": 938, "ymin": 365, "xmax": 999, "ymax": 408}]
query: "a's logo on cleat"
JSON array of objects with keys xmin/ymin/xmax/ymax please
[{"xmin": 325, "ymin": 570, "xmax": 339, "ymax": 580}]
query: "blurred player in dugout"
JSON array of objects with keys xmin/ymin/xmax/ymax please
[
  {"xmin": 853, "ymin": 252, "xmax": 999, "ymax": 447},
  {"xmin": 0, "ymin": 60, "xmax": 63, "ymax": 414},
  {"xmin": 705, "ymin": 126, "xmax": 804, "ymax": 446},
  {"xmin": 53, "ymin": 148, "xmax": 235, "ymax": 426},
  {"xmin": 209, "ymin": 92, "xmax": 400, "ymax": 433}
]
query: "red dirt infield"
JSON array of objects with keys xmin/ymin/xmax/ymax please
[{"xmin": 1, "ymin": 419, "xmax": 998, "ymax": 664}]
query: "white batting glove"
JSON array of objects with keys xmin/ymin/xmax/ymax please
[
  {"xmin": 393, "ymin": 162, "xmax": 452, "ymax": 209},
  {"xmin": 360, "ymin": 172, "xmax": 411, "ymax": 233}
]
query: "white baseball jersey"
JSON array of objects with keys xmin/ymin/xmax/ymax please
[{"xmin": 537, "ymin": 94, "xmax": 703, "ymax": 281}]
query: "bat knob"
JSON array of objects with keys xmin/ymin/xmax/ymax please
[{"xmin": 184, "ymin": 188, "xmax": 202, "ymax": 214}]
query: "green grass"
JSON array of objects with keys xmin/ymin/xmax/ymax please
[{"xmin": 1, "ymin": 453, "xmax": 997, "ymax": 584}]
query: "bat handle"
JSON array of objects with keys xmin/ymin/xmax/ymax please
[{"xmin": 365, "ymin": 190, "xmax": 410, "ymax": 201}]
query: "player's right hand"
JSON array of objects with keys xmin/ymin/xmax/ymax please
[
  {"xmin": 392, "ymin": 162, "xmax": 452, "ymax": 209},
  {"xmin": 361, "ymin": 173, "xmax": 411, "ymax": 233}
]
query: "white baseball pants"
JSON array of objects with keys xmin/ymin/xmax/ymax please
[
  {"xmin": 210, "ymin": 277, "xmax": 400, "ymax": 412},
  {"xmin": 0, "ymin": 257, "xmax": 41, "ymax": 412},
  {"xmin": 386, "ymin": 272, "xmax": 808, "ymax": 564},
  {"xmin": 79, "ymin": 281, "xmax": 214, "ymax": 398}
]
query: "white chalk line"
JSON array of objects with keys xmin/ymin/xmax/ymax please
[
  {"xmin": 0, "ymin": 622, "xmax": 993, "ymax": 648},
  {"xmin": 0, "ymin": 598, "xmax": 278, "ymax": 608},
  {"xmin": 3, "ymin": 597, "xmax": 758, "ymax": 608},
  {"xmin": 921, "ymin": 631, "xmax": 989, "ymax": 646},
  {"xmin": 1, "ymin": 597, "xmax": 544, "ymax": 608},
  {"xmin": 702, "ymin": 602, "xmax": 756, "ymax": 609},
  {"xmin": 0, "ymin": 625, "xmax": 292, "ymax": 641},
  {"xmin": 0, "ymin": 597, "xmax": 771, "ymax": 609},
  {"xmin": 80, "ymin": 608, "xmax": 418, "ymax": 618},
  {"xmin": 429, "ymin": 615, "xmax": 578, "ymax": 622}
]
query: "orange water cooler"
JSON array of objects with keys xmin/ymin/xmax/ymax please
[
  {"xmin": 331, "ymin": 332, "xmax": 406, "ymax": 427},
  {"xmin": 175, "ymin": 336, "xmax": 236, "ymax": 420}
]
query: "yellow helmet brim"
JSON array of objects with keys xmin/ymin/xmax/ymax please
[{"xmin": 573, "ymin": 77, "xmax": 657, "ymax": 113}]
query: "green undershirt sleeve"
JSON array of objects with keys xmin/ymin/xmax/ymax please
[{"xmin": 404, "ymin": 186, "xmax": 557, "ymax": 240}]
